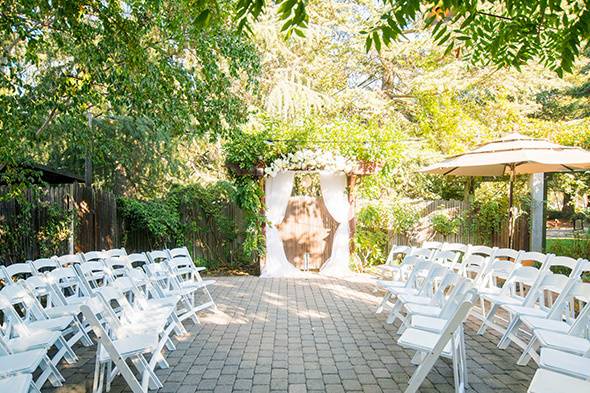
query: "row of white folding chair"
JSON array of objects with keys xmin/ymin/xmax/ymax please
[
  {"xmin": 476, "ymin": 256, "xmax": 585, "ymax": 339},
  {"xmin": 377, "ymin": 259, "xmax": 478, "ymax": 393},
  {"xmin": 0, "ymin": 277, "xmax": 81, "ymax": 389},
  {"xmin": 87, "ymin": 284, "xmax": 181, "ymax": 393},
  {"xmin": 48, "ymin": 260, "xmax": 184, "ymax": 393}
]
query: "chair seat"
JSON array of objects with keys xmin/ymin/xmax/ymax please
[
  {"xmin": 376, "ymin": 265, "xmax": 400, "ymax": 273},
  {"xmin": 6, "ymin": 330, "xmax": 61, "ymax": 352},
  {"xmin": 143, "ymin": 296, "xmax": 180, "ymax": 310},
  {"xmin": 26, "ymin": 316, "xmax": 73, "ymax": 332},
  {"xmin": 0, "ymin": 373, "xmax": 34, "ymax": 393},
  {"xmin": 528, "ymin": 369, "xmax": 590, "ymax": 393},
  {"xmin": 388, "ymin": 287, "xmax": 419, "ymax": 296},
  {"xmin": 520, "ymin": 316, "xmax": 571, "ymax": 333},
  {"xmin": 535, "ymin": 330, "xmax": 590, "ymax": 355},
  {"xmin": 398, "ymin": 294, "xmax": 432, "ymax": 305},
  {"xmin": 0, "ymin": 349, "xmax": 46, "ymax": 375},
  {"xmin": 98, "ymin": 333, "xmax": 159, "ymax": 363},
  {"xmin": 410, "ymin": 315, "xmax": 447, "ymax": 333},
  {"xmin": 179, "ymin": 279, "xmax": 215, "ymax": 290},
  {"xmin": 540, "ymin": 348, "xmax": 590, "ymax": 380},
  {"xmin": 481, "ymin": 293, "xmax": 523, "ymax": 306},
  {"xmin": 398, "ymin": 328, "xmax": 452, "ymax": 358},
  {"xmin": 45, "ymin": 304, "xmax": 82, "ymax": 318},
  {"xmin": 405, "ymin": 303, "xmax": 442, "ymax": 317},
  {"xmin": 377, "ymin": 280, "xmax": 405, "ymax": 289},
  {"xmin": 502, "ymin": 304, "xmax": 548, "ymax": 318}
]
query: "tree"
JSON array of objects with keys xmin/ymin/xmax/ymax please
[
  {"xmin": 237, "ymin": 0, "xmax": 590, "ymax": 76},
  {"xmin": 1, "ymin": 0, "xmax": 259, "ymax": 196}
]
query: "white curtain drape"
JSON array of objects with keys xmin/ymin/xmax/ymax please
[
  {"xmin": 261, "ymin": 171, "xmax": 303, "ymax": 277},
  {"xmin": 319, "ymin": 171, "xmax": 352, "ymax": 277}
]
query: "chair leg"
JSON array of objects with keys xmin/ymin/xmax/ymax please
[
  {"xmin": 376, "ymin": 292, "xmax": 390, "ymax": 314},
  {"xmin": 477, "ymin": 304, "xmax": 498, "ymax": 335},
  {"xmin": 386, "ymin": 300, "xmax": 402, "ymax": 324},
  {"xmin": 93, "ymin": 351, "xmax": 102, "ymax": 393},
  {"xmin": 497, "ymin": 316, "xmax": 520, "ymax": 349},
  {"xmin": 517, "ymin": 337, "xmax": 539, "ymax": 366},
  {"xmin": 404, "ymin": 351, "xmax": 440, "ymax": 393}
]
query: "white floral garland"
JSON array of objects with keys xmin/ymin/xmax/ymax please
[{"xmin": 265, "ymin": 149, "xmax": 355, "ymax": 177}]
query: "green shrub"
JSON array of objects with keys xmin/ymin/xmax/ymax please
[{"xmin": 430, "ymin": 212, "xmax": 462, "ymax": 240}]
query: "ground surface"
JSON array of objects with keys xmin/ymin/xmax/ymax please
[{"xmin": 43, "ymin": 276, "xmax": 536, "ymax": 393}]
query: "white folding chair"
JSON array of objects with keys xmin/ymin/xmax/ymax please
[
  {"xmin": 496, "ymin": 257, "xmax": 582, "ymax": 350},
  {"xmin": 376, "ymin": 258, "xmax": 432, "ymax": 314},
  {"xmin": 538, "ymin": 347, "xmax": 590, "ymax": 380},
  {"xmin": 103, "ymin": 248, "xmax": 128, "ymax": 258},
  {"xmin": 80, "ymin": 303, "xmax": 165, "ymax": 393},
  {"xmin": 386, "ymin": 264, "xmax": 450, "ymax": 325},
  {"xmin": 0, "ymin": 373, "xmax": 41, "ymax": 393},
  {"xmin": 29, "ymin": 257, "xmax": 61, "ymax": 274},
  {"xmin": 397, "ymin": 289, "xmax": 477, "ymax": 393},
  {"xmin": 375, "ymin": 245, "xmax": 413, "ymax": 279},
  {"xmin": 477, "ymin": 262, "xmax": 548, "ymax": 336},
  {"xmin": 528, "ymin": 368, "xmax": 590, "ymax": 393},
  {"xmin": 0, "ymin": 333, "xmax": 64, "ymax": 388}
]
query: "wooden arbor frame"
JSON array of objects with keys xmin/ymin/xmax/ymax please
[{"xmin": 227, "ymin": 161, "xmax": 382, "ymax": 272}]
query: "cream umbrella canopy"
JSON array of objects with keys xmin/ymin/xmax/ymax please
[{"xmin": 420, "ymin": 133, "xmax": 590, "ymax": 247}]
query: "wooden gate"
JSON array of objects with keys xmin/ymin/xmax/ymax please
[{"xmin": 277, "ymin": 196, "xmax": 338, "ymax": 270}]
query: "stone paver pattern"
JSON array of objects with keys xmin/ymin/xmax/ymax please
[{"xmin": 43, "ymin": 276, "xmax": 536, "ymax": 393}]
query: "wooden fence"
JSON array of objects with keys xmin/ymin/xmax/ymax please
[
  {"xmin": 382, "ymin": 199, "xmax": 530, "ymax": 251},
  {"xmin": 1, "ymin": 186, "xmax": 530, "ymax": 267},
  {"xmin": 121, "ymin": 202, "xmax": 248, "ymax": 267},
  {"xmin": 0, "ymin": 183, "xmax": 118, "ymax": 264}
]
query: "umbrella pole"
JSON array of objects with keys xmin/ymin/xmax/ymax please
[{"xmin": 508, "ymin": 169, "xmax": 515, "ymax": 249}]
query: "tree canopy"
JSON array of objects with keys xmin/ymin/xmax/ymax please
[
  {"xmin": 238, "ymin": 0, "xmax": 590, "ymax": 76},
  {"xmin": 1, "ymin": 0, "xmax": 259, "ymax": 195}
]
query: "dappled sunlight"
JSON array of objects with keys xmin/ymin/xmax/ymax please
[
  {"xmin": 199, "ymin": 308, "xmax": 250, "ymax": 325},
  {"xmin": 296, "ymin": 308, "xmax": 328, "ymax": 319},
  {"xmin": 327, "ymin": 282, "xmax": 382, "ymax": 306}
]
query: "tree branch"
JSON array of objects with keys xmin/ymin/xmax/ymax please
[{"xmin": 35, "ymin": 107, "xmax": 59, "ymax": 136}]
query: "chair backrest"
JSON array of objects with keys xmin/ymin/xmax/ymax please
[
  {"xmin": 166, "ymin": 246, "xmax": 191, "ymax": 259},
  {"xmin": 56, "ymin": 253, "xmax": 83, "ymax": 267},
  {"xmin": 411, "ymin": 248, "xmax": 433, "ymax": 259},
  {"xmin": 125, "ymin": 253, "xmax": 150, "ymax": 269},
  {"xmin": 532, "ymin": 272, "xmax": 575, "ymax": 317},
  {"xmin": 104, "ymin": 248, "xmax": 127, "ymax": 258},
  {"xmin": 384, "ymin": 245, "xmax": 412, "ymax": 265},
  {"xmin": 518, "ymin": 251, "xmax": 549, "ymax": 267},
  {"xmin": 441, "ymin": 243, "xmax": 469, "ymax": 255},
  {"xmin": 466, "ymin": 245, "xmax": 495, "ymax": 258},
  {"xmin": 104, "ymin": 256, "xmax": 132, "ymax": 278},
  {"xmin": 74, "ymin": 261, "xmax": 112, "ymax": 292},
  {"xmin": 404, "ymin": 259, "xmax": 433, "ymax": 290},
  {"xmin": 422, "ymin": 241, "xmax": 442, "ymax": 250},
  {"xmin": 431, "ymin": 250, "xmax": 460, "ymax": 269},
  {"xmin": 82, "ymin": 250, "xmax": 108, "ymax": 263},
  {"xmin": 79, "ymin": 303, "xmax": 146, "ymax": 393},
  {"xmin": 431, "ymin": 271, "xmax": 463, "ymax": 305},
  {"xmin": 461, "ymin": 254, "xmax": 487, "ymax": 281},
  {"xmin": 501, "ymin": 265, "xmax": 545, "ymax": 305},
  {"xmin": 416, "ymin": 264, "xmax": 448, "ymax": 298},
  {"xmin": 146, "ymin": 250, "xmax": 169, "ymax": 264},
  {"xmin": 439, "ymin": 280, "xmax": 474, "ymax": 319},
  {"xmin": 45, "ymin": 266, "xmax": 89, "ymax": 299},
  {"xmin": 30, "ymin": 257, "xmax": 61, "ymax": 273},
  {"xmin": 1, "ymin": 263, "xmax": 35, "ymax": 284},
  {"xmin": 494, "ymin": 248, "xmax": 521, "ymax": 262}
]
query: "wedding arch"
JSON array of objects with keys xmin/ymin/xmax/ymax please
[{"xmin": 261, "ymin": 149, "xmax": 373, "ymax": 278}]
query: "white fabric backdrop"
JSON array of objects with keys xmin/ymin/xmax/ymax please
[
  {"xmin": 318, "ymin": 171, "xmax": 352, "ymax": 277},
  {"xmin": 261, "ymin": 171, "xmax": 303, "ymax": 277}
]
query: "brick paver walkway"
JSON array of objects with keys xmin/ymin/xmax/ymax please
[{"xmin": 44, "ymin": 276, "xmax": 536, "ymax": 393}]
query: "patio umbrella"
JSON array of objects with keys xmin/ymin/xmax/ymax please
[{"xmin": 420, "ymin": 133, "xmax": 590, "ymax": 247}]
